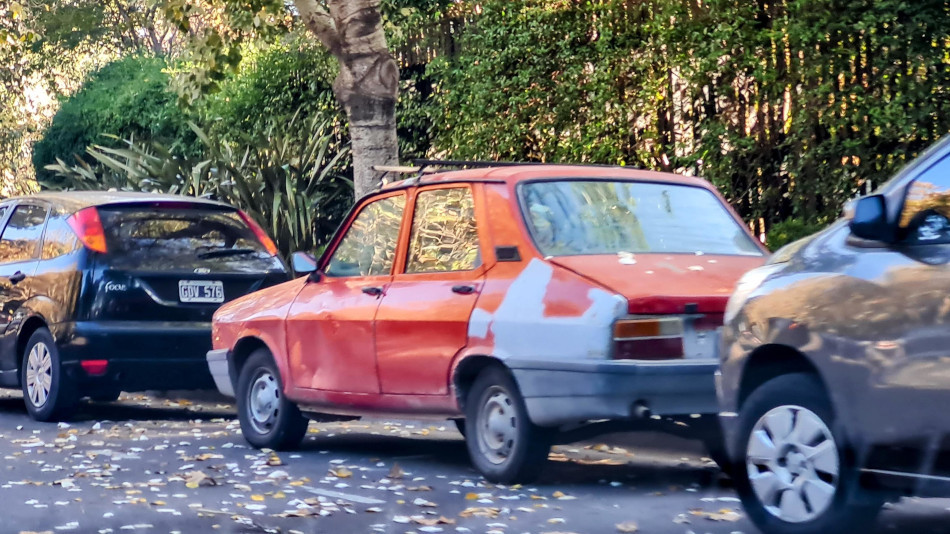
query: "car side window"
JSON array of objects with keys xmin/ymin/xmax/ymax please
[
  {"xmin": 406, "ymin": 187, "xmax": 481, "ymax": 273},
  {"xmin": 325, "ymin": 195, "xmax": 406, "ymax": 277},
  {"xmin": 900, "ymin": 155, "xmax": 950, "ymax": 245},
  {"xmin": 41, "ymin": 215, "xmax": 81, "ymax": 260},
  {"xmin": 0, "ymin": 204, "xmax": 49, "ymax": 264}
]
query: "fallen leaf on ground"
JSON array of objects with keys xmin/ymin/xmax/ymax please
[
  {"xmin": 459, "ymin": 507, "xmax": 500, "ymax": 518},
  {"xmin": 330, "ymin": 467, "xmax": 352, "ymax": 478},
  {"xmin": 389, "ymin": 463, "xmax": 405, "ymax": 479},
  {"xmin": 689, "ymin": 508, "xmax": 742, "ymax": 521},
  {"xmin": 616, "ymin": 521, "xmax": 638, "ymax": 532},
  {"xmin": 184, "ymin": 471, "xmax": 217, "ymax": 488}
]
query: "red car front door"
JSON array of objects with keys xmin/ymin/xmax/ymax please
[
  {"xmin": 285, "ymin": 192, "xmax": 407, "ymax": 393},
  {"xmin": 375, "ymin": 185, "xmax": 487, "ymax": 395}
]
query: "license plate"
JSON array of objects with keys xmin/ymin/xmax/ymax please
[{"xmin": 178, "ymin": 280, "xmax": 224, "ymax": 303}]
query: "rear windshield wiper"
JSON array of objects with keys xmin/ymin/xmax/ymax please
[{"xmin": 196, "ymin": 248, "xmax": 260, "ymax": 259}]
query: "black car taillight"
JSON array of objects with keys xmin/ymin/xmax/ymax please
[
  {"xmin": 67, "ymin": 207, "xmax": 108, "ymax": 253},
  {"xmin": 612, "ymin": 317, "xmax": 685, "ymax": 360}
]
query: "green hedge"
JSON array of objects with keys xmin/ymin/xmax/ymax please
[
  {"xmin": 431, "ymin": 0, "xmax": 950, "ymax": 232},
  {"xmin": 33, "ymin": 55, "xmax": 196, "ymax": 185}
]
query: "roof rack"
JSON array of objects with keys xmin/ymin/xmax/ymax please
[
  {"xmin": 411, "ymin": 159, "xmax": 545, "ymax": 168},
  {"xmin": 371, "ymin": 164, "xmax": 441, "ymax": 188}
]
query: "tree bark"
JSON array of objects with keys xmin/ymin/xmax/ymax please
[{"xmin": 294, "ymin": 0, "xmax": 399, "ymax": 198}]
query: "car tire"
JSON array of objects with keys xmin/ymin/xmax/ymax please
[
  {"xmin": 21, "ymin": 328, "xmax": 77, "ymax": 422},
  {"xmin": 453, "ymin": 418, "xmax": 466, "ymax": 438},
  {"xmin": 464, "ymin": 366, "xmax": 553, "ymax": 484},
  {"xmin": 236, "ymin": 349, "xmax": 309, "ymax": 450},
  {"xmin": 734, "ymin": 373, "xmax": 881, "ymax": 534}
]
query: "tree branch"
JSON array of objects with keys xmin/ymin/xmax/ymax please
[{"xmin": 293, "ymin": 0, "xmax": 342, "ymax": 57}]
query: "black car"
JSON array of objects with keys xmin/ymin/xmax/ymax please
[
  {"xmin": 718, "ymin": 135, "xmax": 950, "ymax": 533},
  {"xmin": 0, "ymin": 192, "xmax": 289, "ymax": 421}
]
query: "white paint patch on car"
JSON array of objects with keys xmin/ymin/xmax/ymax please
[{"xmin": 469, "ymin": 259, "xmax": 626, "ymax": 361}]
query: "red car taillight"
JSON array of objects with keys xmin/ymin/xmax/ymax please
[
  {"xmin": 612, "ymin": 317, "xmax": 685, "ymax": 360},
  {"xmin": 67, "ymin": 207, "xmax": 108, "ymax": 254},
  {"xmin": 238, "ymin": 210, "xmax": 278, "ymax": 256}
]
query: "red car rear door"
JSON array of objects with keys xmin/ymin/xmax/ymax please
[
  {"xmin": 375, "ymin": 185, "xmax": 488, "ymax": 395},
  {"xmin": 285, "ymin": 192, "xmax": 407, "ymax": 393}
]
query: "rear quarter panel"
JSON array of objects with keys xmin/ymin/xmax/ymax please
[
  {"xmin": 212, "ymin": 277, "xmax": 308, "ymax": 382},
  {"xmin": 456, "ymin": 183, "xmax": 627, "ymax": 366}
]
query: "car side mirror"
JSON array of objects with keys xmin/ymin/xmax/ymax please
[
  {"xmin": 849, "ymin": 194, "xmax": 895, "ymax": 243},
  {"xmin": 291, "ymin": 251, "xmax": 320, "ymax": 280}
]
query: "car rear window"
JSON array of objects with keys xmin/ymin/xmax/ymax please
[
  {"xmin": 521, "ymin": 180, "xmax": 763, "ymax": 257},
  {"xmin": 98, "ymin": 206, "xmax": 280, "ymax": 272}
]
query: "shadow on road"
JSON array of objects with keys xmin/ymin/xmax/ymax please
[
  {"xmin": 297, "ymin": 431, "xmax": 726, "ymax": 489},
  {"xmin": 0, "ymin": 394, "xmax": 234, "ymax": 423}
]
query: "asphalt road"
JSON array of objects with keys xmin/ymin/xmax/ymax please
[{"xmin": 0, "ymin": 392, "xmax": 946, "ymax": 534}]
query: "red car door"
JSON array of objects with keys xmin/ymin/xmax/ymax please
[
  {"xmin": 375, "ymin": 185, "xmax": 487, "ymax": 395},
  {"xmin": 285, "ymin": 192, "xmax": 407, "ymax": 393}
]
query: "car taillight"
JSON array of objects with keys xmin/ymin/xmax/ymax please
[
  {"xmin": 612, "ymin": 317, "xmax": 684, "ymax": 360},
  {"xmin": 238, "ymin": 210, "xmax": 278, "ymax": 256},
  {"xmin": 67, "ymin": 207, "xmax": 108, "ymax": 254},
  {"xmin": 80, "ymin": 360, "xmax": 109, "ymax": 376}
]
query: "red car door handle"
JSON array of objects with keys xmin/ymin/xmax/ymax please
[
  {"xmin": 452, "ymin": 285, "xmax": 476, "ymax": 295},
  {"xmin": 362, "ymin": 286, "xmax": 383, "ymax": 296}
]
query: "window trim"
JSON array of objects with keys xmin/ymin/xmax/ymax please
[
  {"xmin": 321, "ymin": 191, "xmax": 409, "ymax": 278},
  {"xmin": 514, "ymin": 177, "xmax": 766, "ymax": 259},
  {"xmin": 401, "ymin": 184, "xmax": 484, "ymax": 276},
  {"xmin": 0, "ymin": 202, "xmax": 51, "ymax": 265}
]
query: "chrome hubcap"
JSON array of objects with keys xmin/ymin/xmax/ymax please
[
  {"xmin": 247, "ymin": 370, "xmax": 280, "ymax": 434},
  {"xmin": 746, "ymin": 405, "xmax": 840, "ymax": 523},
  {"xmin": 477, "ymin": 388, "xmax": 517, "ymax": 465},
  {"xmin": 25, "ymin": 342, "xmax": 53, "ymax": 408}
]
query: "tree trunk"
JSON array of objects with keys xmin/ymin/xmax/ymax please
[{"xmin": 295, "ymin": 0, "xmax": 399, "ymax": 198}]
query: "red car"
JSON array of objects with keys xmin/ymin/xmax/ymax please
[{"xmin": 207, "ymin": 164, "xmax": 766, "ymax": 483}]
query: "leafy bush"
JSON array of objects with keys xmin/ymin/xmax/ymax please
[
  {"xmin": 766, "ymin": 218, "xmax": 829, "ymax": 252},
  {"xmin": 43, "ymin": 113, "xmax": 352, "ymax": 258},
  {"xmin": 201, "ymin": 36, "xmax": 342, "ymax": 141},
  {"xmin": 32, "ymin": 55, "xmax": 196, "ymax": 185},
  {"xmin": 432, "ymin": 0, "xmax": 950, "ymax": 230}
]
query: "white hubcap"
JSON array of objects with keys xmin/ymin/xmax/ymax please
[
  {"xmin": 477, "ymin": 388, "xmax": 517, "ymax": 465},
  {"xmin": 746, "ymin": 405, "xmax": 840, "ymax": 523},
  {"xmin": 25, "ymin": 342, "xmax": 53, "ymax": 408},
  {"xmin": 248, "ymin": 370, "xmax": 280, "ymax": 434}
]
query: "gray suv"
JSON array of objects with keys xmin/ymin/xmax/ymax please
[{"xmin": 718, "ymin": 135, "xmax": 950, "ymax": 534}]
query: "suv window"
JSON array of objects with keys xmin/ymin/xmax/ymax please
[
  {"xmin": 326, "ymin": 195, "xmax": 406, "ymax": 277},
  {"xmin": 98, "ymin": 206, "xmax": 278, "ymax": 272},
  {"xmin": 899, "ymin": 155, "xmax": 950, "ymax": 244},
  {"xmin": 41, "ymin": 215, "xmax": 81, "ymax": 260},
  {"xmin": 0, "ymin": 204, "xmax": 48, "ymax": 264},
  {"xmin": 406, "ymin": 187, "xmax": 481, "ymax": 273}
]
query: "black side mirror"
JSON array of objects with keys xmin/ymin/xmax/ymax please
[
  {"xmin": 849, "ymin": 194, "xmax": 895, "ymax": 243},
  {"xmin": 291, "ymin": 251, "xmax": 320, "ymax": 280}
]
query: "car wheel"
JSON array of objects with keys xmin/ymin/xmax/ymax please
[
  {"xmin": 21, "ymin": 328, "xmax": 76, "ymax": 422},
  {"xmin": 236, "ymin": 349, "xmax": 309, "ymax": 450},
  {"xmin": 464, "ymin": 366, "xmax": 553, "ymax": 484},
  {"xmin": 453, "ymin": 418, "xmax": 466, "ymax": 438},
  {"xmin": 734, "ymin": 373, "xmax": 881, "ymax": 534}
]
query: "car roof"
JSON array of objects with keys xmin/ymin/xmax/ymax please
[
  {"xmin": 1, "ymin": 191, "xmax": 233, "ymax": 212},
  {"xmin": 380, "ymin": 164, "xmax": 715, "ymax": 191}
]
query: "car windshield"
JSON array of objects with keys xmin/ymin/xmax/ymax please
[{"xmin": 521, "ymin": 180, "xmax": 763, "ymax": 257}]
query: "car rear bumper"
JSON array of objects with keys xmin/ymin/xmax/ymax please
[
  {"xmin": 507, "ymin": 358, "xmax": 720, "ymax": 427},
  {"xmin": 206, "ymin": 349, "xmax": 234, "ymax": 398},
  {"xmin": 57, "ymin": 321, "xmax": 216, "ymax": 392}
]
